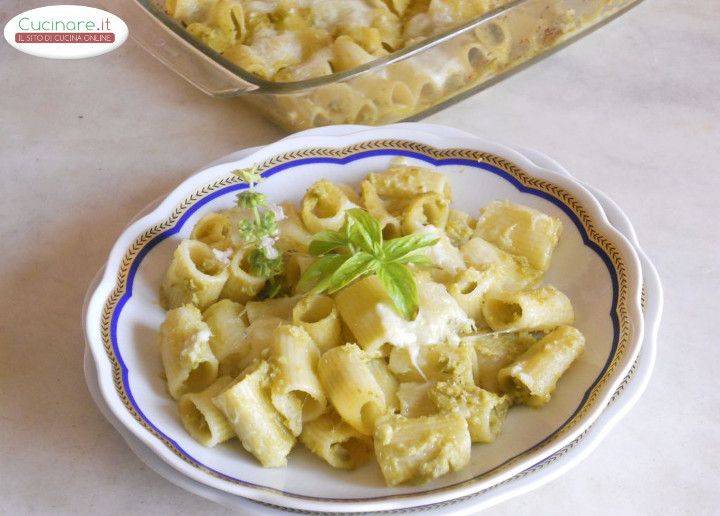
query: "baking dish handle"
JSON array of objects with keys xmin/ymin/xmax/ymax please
[{"xmin": 101, "ymin": 0, "xmax": 258, "ymax": 96}]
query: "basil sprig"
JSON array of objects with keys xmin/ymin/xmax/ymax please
[
  {"xmin": 232, "ymin": 167, "xmax": 284, "ymax": 298},
  {"xmin": 298, "ymin": 209, "xmax": 438, "ymax": 319}
]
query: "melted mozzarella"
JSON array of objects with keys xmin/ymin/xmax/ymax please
[
  {"xmin": 421, "ymin": 226, "xmax": 466, "ymax": 273},
  {"xmin": 180, "ymin": 328, "xmax": 212, "ymax": 364},
  {"xmin": 310, "ymin": 0, "xmax": 376, "ymax": 30},
  {"xmin": 212, "ymin": 248, "xmax": 233, "ymax": 265},
  {"xmin": 375, "ymin": 277, "xmax": 473, "ymax": 351},
  {"xmin": 249, "ymin": 27, "xmax": 303, "ymax": 65}
]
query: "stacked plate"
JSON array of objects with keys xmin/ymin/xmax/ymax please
[{"xmin": 83, "ymin": 124, "xmax": 662, "ymax": 514}]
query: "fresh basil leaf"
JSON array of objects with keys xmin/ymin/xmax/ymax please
[
  {"xmin": 321, "ymin": 252, "xmax": 379, "ymax": 294},
  {"xmin": 309, "ymin": 230, "xmax": 349, "ymax": 256},
  {"xmin": 377, "ymin": 262, "xmax": 419, "ymax": 320},
  {"xmin": 393, "ymin": 251, "xmax": 434, "ymax": 267},
  {"xmin": 297, "ymin": 254, "xmax": 348, "ymax": 293},
  {"xmin": 382, "ymin": 232, "xmax": 439, "ymax": 262},
  {"xmin": 345, "ymin": 208, "xmax": 382, "ymax": 254}
]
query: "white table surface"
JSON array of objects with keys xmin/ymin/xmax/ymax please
[{"xmin": 1, "ymin": 1, "xmax": 718, "ymax": 514}]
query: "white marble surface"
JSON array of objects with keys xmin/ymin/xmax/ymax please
[{"xmin": 1, "ymin": 0, "xmax": 718, "ymax": 514}]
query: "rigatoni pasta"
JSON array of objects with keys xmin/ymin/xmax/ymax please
[
  {"xmin": 202, "ymin": 299, "xmax": 248, "ymax": 374},
  {"xmin": 301, "ymin": 180, "xmax": 359, "ymax": 233},
  {"xmin": 160, "ymin": 239, "xmax": 229, "ymax": 310},
  {"xmin": 269, "ymin": 324, "xmax": 326, "ymax": 436},
  {"xmin": 317, "ymin": 344, "xmax": 388, "ymax": 435},
  {"xmin": 159, "ymin": 304, "xmax": 218, "ymax": 399},
  {"xmin": 373, "ymin": 413, "xmax": 471, "ymax": 486},
  {"xmin": 178, "ymin": 375, "xmax": 235, "ymax": 447},
  {"xmin": 212, "ymin": 361, "xmax": 296, "ymax": 467},
  {"xmin": 300, "ymin": 411, "xmax": 373, "ymax": 470},
  {"xmin": 155, "ymin": 163, "xmax": 587, "ymax": 486},
  {"xmin": 466, "ymin": 331, "xmax": 536, "ymax": 392},
  {"xmin": 220, "ymin": 247, "xmax": 266, "ymax": 303},
  {"xmin": 474, "ymin": 200, "xmax": 562, "ymax": 272},
  {"xmin": 190, "ymin": 212, "xmax": 233, "ymax": 249},
  {"xmin": 498, "ymin": 325, "xmax": 585, "ymax": 407},
  {"xmin": 482, "ymin": 286, "xmax": 574, "ymax": 332},
  {"xmin": 430, "ymin": 380, "xmax": 511, "ymax": 443},
  {"xmin": 291, "ymin": 295, "xmax": 343, "ymax": 352}
]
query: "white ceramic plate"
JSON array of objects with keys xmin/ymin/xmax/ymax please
[
  {"xmin": 82, "ymin": 131, "xmax": 661, "ymax": 514},
  {"xmin": 84, "ymin": 126, "xmax": 644, "ymax": 512}
]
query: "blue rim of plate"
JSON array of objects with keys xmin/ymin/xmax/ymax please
[{"xmin": 98, "ymin": 140, "xmax": 634, "ymax": 503}]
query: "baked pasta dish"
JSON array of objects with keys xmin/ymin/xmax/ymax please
[
  {"xmin": 156, "ymin": 162, "xmax": 585, "ymax": 486},
  {"xmin": 165, "ymin": 0, "xmax": 521, "ymax": 81}
]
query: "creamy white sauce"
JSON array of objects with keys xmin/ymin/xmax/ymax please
[
  {"xmin": 375, "ymin": 278, "xmax": 473, "ymax": 351},
  {"xmin": 212, "ymin": 248, "xmax": 233, "ymax": 265},
  {"xmin": 421, "ymin": 226, "xmax": 466, "ymax": 272},
  {"xmin": 310, "ymin": 0, "xmax": 375, "ymax": 30},
  {"xmin": 181, "ymin": 328, "xmax": 212, "ymax": 365},
  {"xmin": 461, "ymin": 236, "xmax": 502, "ymax": 267},
  {"xmin": 244, "ymin": 0, "xmax": 311, "ymax": 13},
  {"xmin": 249, "ymin": 27, "xmax": 303, "ymax": 66}
]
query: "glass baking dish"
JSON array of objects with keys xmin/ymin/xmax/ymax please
[{"xmin": 109, "ymin": 0, "xmax": 643, "ymax": 131}]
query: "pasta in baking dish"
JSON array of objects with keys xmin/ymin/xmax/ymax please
[
  {"xmin": 163, "ymin": 0, "xmax": 583, "ymax": 130},
  {"xmin": 165, "ymin": 0, "xmax": 518, "ymax": 81},
  {"xmin": 157, "ymin": 162, "xmax": 585, "ymax": 486}
]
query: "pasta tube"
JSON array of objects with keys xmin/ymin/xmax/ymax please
[
  {"xmin": 498, "ymin": 326, "xmax": 585, "ymax": 407},
  {"xmin": 178, "ymin": 375, "xmax": 235, "ymax": 446},
  {"xmin": 161, "ymin": 239, "xmax": 229, "ymax": 310},
  {"xmin": 373, "ymin": 413, "xmax": 471, "ymax": 486},
  {"xmin": 461, "ymin": 237, "xmax": 542, "ymax": 292},
  {"xmin": 330, "ymin": 35, "xmax": 375, "ymax": 72},
  {"xmin": 366, "ymin": 165, "xmax": 451, "ymax": 200},
  {"xmin": 190, "ymin": 212, "xmax": 233, "ymax": 249},
  {"xmin": 445, "ymin": 266, "xmax": 496, "ymax": 324},
  {"xmin": 366, "ymin": 357, "xmax": 399, "ymax": 414},
  {"xmin": 317, "ymin": 344, "xmax": 388, "ymax": 435},
  {"xmin": 430, "ymin": 380, "xmax": 511, "ymax": 443},
  {"xmin": 423, "ymin": 229, "xmax": 466, "ymax": 273},
  {"xmin": 335, "ymin": 275, "xmax": 473, "ymax": 354},
  {"xmin": 445, "ymin": 209, "xmax": 475, "ymax": 247},
  {"xmin": 401, "ymin": 192, "xmax": 450, "ymax": 234},
  {"xmin": 291, "ymin": 295, "xmax": 343, "ymax": 352},
  {"xmin": 388, "ymin": 341, "xmax": 476, "ymax": 386},
  {"xmin": 397, "ymin": 382, "xmax": 435, "ymax": 418},
  {"xmin": 276, "ymin": 202, "xmax": 313, "ymax": 253},
  {"xmin": 474, "ymin": 200, "xmax": 562, "ymax": 272},
  {"xmin": 246, "ymin": 295, "xmax": 301, "ymax": 324},
  {"xmin": 219, "ymin": 248, "xmax": 266, "ymax": 304},
  {"xmin": 269, "ymin": 325, "xmax": 326, "ymax": 436},
  {"xmin": 360, "ymin": 179, "xmax": 401, "ymax": 238},
  {"xmin": 473, "ymin": 17, "xmax": 513, "ymax": 66},
  {"xmin": 465, "ymin": 331, "xmax": 536, "ymax": 392},
  {"xmin": 301, "ymin": 180, "xmax": 359, "ymax": 233},
  {"xmin": 159, "ymin": 305, "xmax": 219, "ymax": 399},
  {"xmin": 482, "ymin": 286, "xmax": 574, "ymax": 332},
  {"xmin": 300, "ymin": 411, "xmax": 373, "ymax": 470},
  {"xmin": 202, "ymin": 299, "xmax": 248, "ymax": 374},
  {"xmin": 283, "ymin": 253, "xmax": 315, "ymax": 293},
  {"xmin": 212, "ymin": 361, "xmax": 295, "ymax": 467},
  {"xmin": 231, "ymin": 316, "xmax": 284, "ymax": 374}
]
